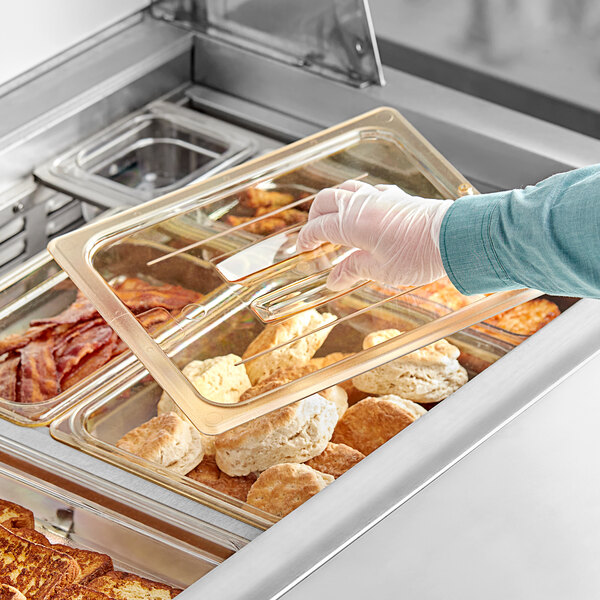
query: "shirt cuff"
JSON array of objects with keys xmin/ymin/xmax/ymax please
[{"xmin": 439, "ymin": 192, "xmax": 518, "ymax": 295}]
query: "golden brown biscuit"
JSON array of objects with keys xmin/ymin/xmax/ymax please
[
  {"xmin": 245, "ymin": 365, "xmax": 348, "ymax": 418},
  {"xmin": 157, "ymin": 356, "xmax": 250, "ymax": 456},
  {"xmin": 215, "ymin": 395, "xmax": 338, "ymax": 477},
  {"xmin": 186, "ymin": 456, "xmax": 257, "ymax": 502},
  {"xmin": 242, "ymin": 310, "xmax": 336, "ymax": 384},
  {"xmin": 305, "ymin": 442, "xmax": 365, "ymax": 479},
  {"xmin": 307, "ymin": 353, "xmax": 364, "ymax": 407},
  {"xmin": 352, "ymin": 329, "xmax": 468, "ymax": 403},
  {"xmin": 332, "ymin": 395, "xmax": 426, "ymax": 455},
  {"xmin": 116, "ymin": 412, "xmax": 204, "ymax": 475},
  {"xmin": 247, "ymin": 464, "xmax": 334, "ymax": 517},
  {"xmin": 158, "ymin": 355, "xmax": 251, "ymax": 409}
]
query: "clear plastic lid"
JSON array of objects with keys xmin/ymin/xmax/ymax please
[{"xmin": 48, "ymin": 108, "xmax": 539, "ymax": 434}]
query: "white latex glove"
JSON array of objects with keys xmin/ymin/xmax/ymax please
[{"xmin": 296, "ymin": 180, "xmax": 453, "ymax": 291}]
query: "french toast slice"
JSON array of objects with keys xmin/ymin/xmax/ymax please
[
  {"xmin": 0, "ymin": 525, "xmax": 80, "ymax": 599},
  {"xmin": 88, "ymin": 571, "xmax": 181, "ymax": 598},
  {"xmin": 0, "ymin": 501, "xmax": 34, "ymax": 529},
  {"xmin": 0, "ymin": 583, "xmax": 27, "ymax": 600},
  {"xmin": 9, "ymin": 527, "xmax": 49, "ymax": 546},
  {"xmin": 52, "ymin": 545, "xmax": 113, "ymax": 585},
  {"xmin": 49, "ymin": 584, "xmax": 114, "ymax": 599}
]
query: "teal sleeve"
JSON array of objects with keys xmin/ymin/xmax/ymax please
[{"xmin": 439, "ymin": 165, "xmax": 600, "ymax": 298}]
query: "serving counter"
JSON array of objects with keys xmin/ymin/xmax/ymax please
[{"xmin": 0, "ymin": 1, "xmax": 599, "ymax": 597}]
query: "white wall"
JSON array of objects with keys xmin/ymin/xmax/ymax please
[{"xmin": 0, "ymin": 0, "xmax": 150, "ymax": 86}]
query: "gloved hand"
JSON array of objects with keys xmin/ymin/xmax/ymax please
[{"xmin": 296, "ymin": 180, "xmax": 453, "ymax": 291}]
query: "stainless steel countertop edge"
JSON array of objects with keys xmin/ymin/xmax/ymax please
[{"xmin": 183, "ymin": 298, "xmax": 600, "ymax": 599}]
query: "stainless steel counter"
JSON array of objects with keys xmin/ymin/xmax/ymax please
[{"xmin": 0, "ymin": 5, "xmax": 599, "ymax": 595}]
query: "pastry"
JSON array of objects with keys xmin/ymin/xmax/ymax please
[
  {"xmin": 157, "ymin": 356, "xmax": 251, "ymax": 455},
  {"xmin": 243, "ymin": 365, "xmax": 348, "ymax": 418},
  {"xmin": 305, "ymin": 442, "xmax": 365, "ymax": 479},
  {"xmin": 186, "ymin": 456, "xmax": 257, "ymax": 502},
  {"xmin": 116, "ymin": 412, "xmax": 204, "ymax": 475},
  {"xmin": 352, "ymin": 329, "xmax": 468, "ymax": 403},
  {"xmin": 332, "ymin": 395, "xmax": 426, "ymax": 455},
  {"xmin": 246, "ymin": 464, "xmax": 334, "ymax": 517},
  {"xmin": 215, "ymin": 395, "xmax": 338, "ymax": 476},
  {"xmin": 242, "ymin": 310, "xmax": 336, "ymax": 384}
]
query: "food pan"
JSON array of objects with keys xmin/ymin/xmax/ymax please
[
  {"xmin": 0, "ymin": 238, "xmax": 239, "ymax": 426},
  {"xmin": 35, "ymin": 101, "xmax": 258, "ymax": 209},
  {"xmin": 50, "ymin": 289, "xmax": 518, "ymax": 530},
  {"xmin": 48, "ymin": 107, "xmax": 539, "ymax": 435},
  {"xmin": 0, "ymin": 438, "xmax": 243, "ymax": 590}
]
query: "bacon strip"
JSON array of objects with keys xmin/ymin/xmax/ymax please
[
  {"xmin": 18, "ymin": 338, "xmax": 59, "ymax": 403},
  {"xmin": 61, "ymin": 334, "xmax": 119, "ymax": 390},
  {"xmin": 115, "ymin": 286, "xmax": 202, "ymax": 313},
  {"xmin": 31, "ymin": 291, "xmax": 99, "ymax": 326},
  {"xmin": 55, "ymin": 323, "xmax": 114, "ymax": 379},
  {"xmin": 0, "ymin": 325, "xmax": 55, "ymax": 355},
  {"xmin": 0, "ymin": 356, "xmax": 20, "ymax": 403}
]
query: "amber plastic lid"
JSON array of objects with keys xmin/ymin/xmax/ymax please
[{"xmin": 48, "ymin": 108, "xmax": 539, "ymax": 434}]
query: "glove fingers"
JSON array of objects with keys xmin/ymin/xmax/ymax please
[
  {"xmin": 326, "ymin": 250, "xmax": 376, "ymax": 291},
  {"xmin": 296, "ymin": 213, "xmax": 348, "ymax": 252},
  {"xmin": 307, "ymin": 180, "xmax": 375, "ymax": 220}
]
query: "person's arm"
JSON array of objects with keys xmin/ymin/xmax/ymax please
[
  {"xmin": 440, "ymin": 165, "xmax": 600, "ymax": 297},
  {"xmin": 296, "ymin": 167, "xmax": 600, "ymax": 298}
]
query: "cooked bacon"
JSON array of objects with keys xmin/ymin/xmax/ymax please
[
  {"xmin": 31, "ymin": 291, "xmax": 99, "ymax": 326},
  {"xmin": 51, "ymin": 318, "xmax": 105, "ymax": 357},
  {"xmin": 115, "ymin": 284, "xmax": 202, "ymax": 314},
  {"xmin": 136, "ymin": 309, "xmax": 173, "ymax": 334},
  {"xmin": 0, "ymin": 277, "xmax": 202, "ymax": 403},
  {"xmin": 61, "ymin": 334, "xmax": 119, "ymax": 390},
  {"xmin": 18, "ymin": 337, "xmax": 59, "ymax": 403},
  {"xmin": 0, "ymin": 356, "xmax": 20, "ymax": 403},
  {"xmin": 0, "ymin": 325, "xmax": 55, "ymax": 355},
  {"xmin": 54, "ymin": 323, "xmax": 114, "ymax": 378}
]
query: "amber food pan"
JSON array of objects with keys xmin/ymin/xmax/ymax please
[
  {"xmin": 50, "ymin": 287, "xmax": 519, "ymax": 530},
  {"xmin": 0, "ymin": 238, "xmax": 238, "ymax": 426}
]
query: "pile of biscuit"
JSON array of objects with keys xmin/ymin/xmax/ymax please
[{"xmin": 117, "ymin": 309, "xmax": 468, "ymax": 518}]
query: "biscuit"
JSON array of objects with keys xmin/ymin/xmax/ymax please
[
  {"xmin": 352, "ymin": 329, "xmax": 468, "ymax": 403},
  {"xmin": 246, "ymin": 464, "xmax": 334, "ymax": 517},
  {"xmin": 305, "ymin": 442, "xmax": 364, "ymax": 478},
  {"xmin": 332, "ymin": 395, "xmax": 426, "ymax": 455},
  {"xmin": 116, "ymin": 412, "xmax": 204, "ymax": 475},
  {"xmin": 242, "ymin": 310, "xmax": 336, "ymax": 384},
  {"xmin": 244, "ymin": 366, "xmax": 348, "ymax": 419},
  {"xmin": 308, "ymin": 353, "xmax": 369, "ymax": 406},
  {"xmin": 215, "ymin": 395, "xmax": 338, "ymax": 476},
  {"xmin": 157, "ymin": 356, "xmax": 250, "ymax": 456},
  {"xmin": 186, "ymin": 456, "xmax": 257, "ymax": 502}
]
